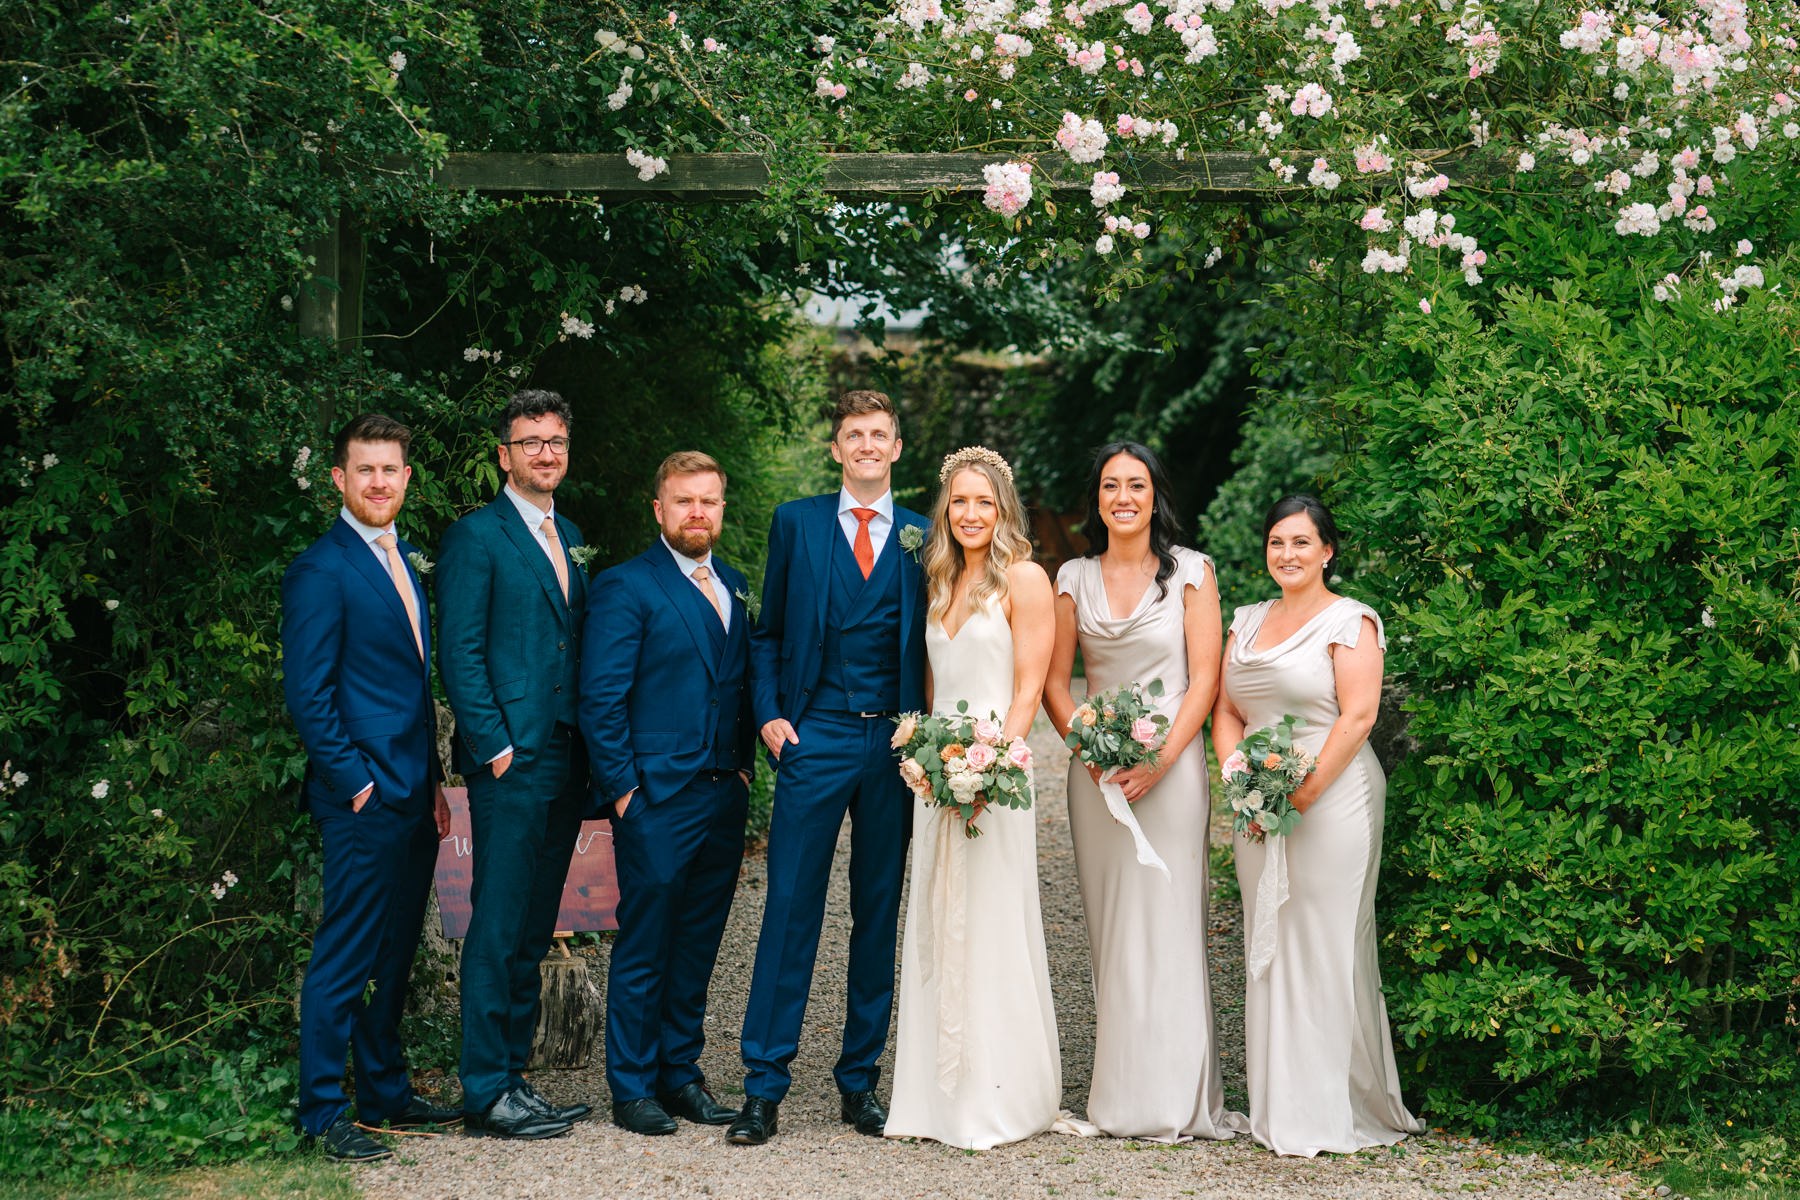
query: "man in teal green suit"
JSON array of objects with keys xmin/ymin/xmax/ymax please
[{"xmin": 438, "ymin": 390, "xmax": 592, "ymax": 1140}]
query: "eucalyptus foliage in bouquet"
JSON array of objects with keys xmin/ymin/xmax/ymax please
[
  {"xmin": 1222, "ymin": 714, "xmax": 1315, "ymax": 841},
  {"xmin": 1063, "ymin": 678, "xmax": 1168, "ymax": 777},
  {"xmin": 892, "ymin": 702, "xmax": 1034, "ymax": 838}
]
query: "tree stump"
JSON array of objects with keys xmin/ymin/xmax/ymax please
[{"xmin": 528, "ymin": 939, "xmax": 601, "ymax": 1069}]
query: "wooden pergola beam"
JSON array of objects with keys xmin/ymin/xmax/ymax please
[{"xmin": 421, "ymin": 150, "xmax": 1292, "ymax": 201}]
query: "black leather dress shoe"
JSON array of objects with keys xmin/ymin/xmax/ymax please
[
  {"xmin": 519, "ymin": 1079, "xmax": 593, "ymax": 1123},
  {"xmin": 839, "ymin": 1089, "xmax": 888, "ymax": 1137},
  {"xmin": 373, "ymin": 1095, "xmax": 462, "ymax": 1129},
  {"xmin": 612, "ymin": 1097, "xmax": 679, "ymax": 1136},
  {"xmin": 315, "ymin": 1113, "xmax": 393, "ymax": 1162},
  {"xmin": 656, "ymin": 1081, "xmax": 739, "ymax": 1125},
  {"xmin": 463, "ymin": 1088, "xmax": 573, "ymax": 1140},
  {"xmin": 726, "ymin": 1096, "xmax": 779, "ymax": 1145}
]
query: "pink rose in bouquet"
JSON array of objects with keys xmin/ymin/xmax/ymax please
[
  {"xmin": 1130, "ymin": 716, "xmax": 1160, "ymax": 747},
  {"xmin": 1221, "ymin": 749, "xmax": 1249, "ymax": 780},
  {"xmin": 1005, "ymin": 737, "xmax": 1033, "ymax": 769},
  {"xmin": 972, "ymin": 718, "xmax": 1004, "ymax": 746},
  {"xmin": 964, "ymin": 741, "xmax": 999, "ymax": 771}
]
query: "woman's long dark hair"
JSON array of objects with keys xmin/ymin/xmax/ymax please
[{"xmin": 1080, "ymin": 441, "xmax": 1185, "ymax": 600}]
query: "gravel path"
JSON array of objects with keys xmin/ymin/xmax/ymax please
[{"xmin": 361, "ymin": 719, "xmax": 1652, "ymax": 1200}]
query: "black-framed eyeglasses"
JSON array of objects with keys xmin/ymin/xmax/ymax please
[{"xmin": 505, "ymin": 437, "xmax": 571, "ymax": 455}]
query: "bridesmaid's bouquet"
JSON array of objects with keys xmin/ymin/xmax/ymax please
[
  {"xmin": 891, "ymin": 703, "xmax": 1034, "ymax": 838},
  {"xmin": 1221, "ymin": 714, "xmax": 1315, "ymax": 842},
  {"xmin": 1063, "ymin": 678, "xmax": 1169, "ymax": 776}
]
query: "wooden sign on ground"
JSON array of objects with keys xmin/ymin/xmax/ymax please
[{"xmin": 433, "ymin": 787, "xmax": 620, "ymax": 938}]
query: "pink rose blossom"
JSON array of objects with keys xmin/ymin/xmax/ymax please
[
  {"xmin": 973, "ymin": 719, "xmax": 1003, "ymax": 746},
  {"xmin": 1130, "ymin": 717, "xmax": 1159, "ymax": 747},
  {"xmin": 1006, "ymin": 738, "xmax": 1034, "ymax": 770},
  {"xmin": 1221, "ymin": 750, "xmax": 1249, "ymax": 779},
  {"xmin": 964, "ymin": 741, "xmax": 998, "ymax": 771}
]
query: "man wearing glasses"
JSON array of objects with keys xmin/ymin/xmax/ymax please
[{"xmin": 439, "ymin": 389, "xmax": 593, "ymax": 1139}]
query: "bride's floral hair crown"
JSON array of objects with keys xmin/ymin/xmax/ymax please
[{"xmin": 938, "ymin": 445, "xmax": 1013, "ymax": 484}]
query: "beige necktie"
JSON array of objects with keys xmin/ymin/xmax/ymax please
[
  {"xmin": 373, "ymin": 532, "xmax": 424, "ymax": 660},
  {"xmin": 540, "ymin": 515, "xmax": 569, "ymax": 602},
  {"xmin": 690, "ymin": 564, "xmax": 726, "ymax": 627}
]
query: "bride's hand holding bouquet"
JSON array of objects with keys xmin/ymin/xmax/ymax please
[{"xmin": 892, "ymin": 703, "xmax": 1034, "ymax": 839}]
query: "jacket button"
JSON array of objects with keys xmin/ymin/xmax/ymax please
[
  {"xmin": 554, "ymin": 684, "xmax": 563, "ymax": 693},
  {"xmin": 711, "ymin": 698, "xmax": 719, "ymax": 706},
  {"xmin": 558, "ymin": 641, "xmax": 566, "ymax": 651}
]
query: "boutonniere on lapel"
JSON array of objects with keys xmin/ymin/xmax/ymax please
[
  {"xmin": 734, "ymin": 587, "xmax": 762, "ymax": 622},
  {"xmin": 568, "ymin": 545, "xmax": 599, "ymax": 571},
  {"xmin": 406, "ymin": 550, "xmax": 434, "ymax": 576},
  {"xmin": 898, "ymin": 524, "xmax": 925, "ymax": 564}
]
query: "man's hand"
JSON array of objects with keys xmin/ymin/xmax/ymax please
[
  {"xmin": 616, "ymin": 788, "xmax": 636, "ymax": 820},
  {"xmin": 491, "ymin": 748, "xmax": 514, "ymax": 779},
  {"xmin": 738, "ymin": 769, "xmax": 752, "ymax": 788},
  {"xmin": 433, "ymin": 784, "xmax": 451, "ymax": 838},
  {"xmin": 760, "ymin": 719, "xmax": 799, "ymax": 760},
  {"xmin": 352, "ymin": 783, "xmax": 373, "ymax": 813}
]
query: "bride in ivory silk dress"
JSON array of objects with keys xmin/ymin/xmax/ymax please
[
  {"xmin": 1212, "ymin": 495, "xmax": 1423, "ymax": 1158},
  {"xmin": 1044, "ymin": 443, "xmax": 1246, "ymax": 1143},
  {"xmin": 885, "ymin": 448, "xmax": 1063, "ymax": 1150}
]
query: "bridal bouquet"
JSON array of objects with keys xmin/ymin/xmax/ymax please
[
  {"xmin": 1221, "ymin": 714, "xmax": 1315, "ymax": 842},
  {"xmin": 1063, "ymin": 678, "xmax": 1168, "ymax": 775},
  {"xmin": 892, "ymin": 703, "xmax": 1033, "ymax": 838}
]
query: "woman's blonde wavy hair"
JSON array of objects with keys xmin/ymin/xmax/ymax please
[{"xmin": 924, "ymin": 456, "xmax": 1035, "ymax": 626}]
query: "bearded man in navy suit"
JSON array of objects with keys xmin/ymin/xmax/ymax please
[
  {"xmin": 580, "ymin": 450, "xmax": 756, "ymax": 1136},
  {"xmin": 282, "ymin": 413, "xmax": 457, "ymax": 1162},
  {"xmin": 438, "ymin": 389, "xmax": 592, "ymax": 1140},
  {"xmin": 728, "ymin": 391, "xmax": 929, "ymax": 1145}
]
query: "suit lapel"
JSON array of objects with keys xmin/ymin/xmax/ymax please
[
  {"xmin": 555, "ymin": 511, "xmax": 586, "ymax": 615},
  {"xmin": 331, "ymin": 518, "xmax": 424, "ymax": 668},
  {"xmin": 838, "ymin": 517, "xmax": 902, "ymax": 629},
  {"xmin": 898, "ymin": 515, "xmax": 921, "ymax": 662},
  {"xmin": 398, "ymin": 536, "xmax": 431, "ymax": 674},
  {"xmin": 647, "ymin": 545, "xmax": 724, "ymax": 679},
  {"xmin": 802, "ymin": 494, "xmax": 837, "ymax": 642},
  {"xmin": 494, "ymin": 497, "xmax": 572, "ymax": 630}
]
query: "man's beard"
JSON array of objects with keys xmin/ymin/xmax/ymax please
[
  {"xmin": 509, "ymin": 460, "xmax": 565, "ymax": 498},
  {"xmin": 666, "ymin": 525, "xmax": 716, "ymax": 557},
  {"xmin": 346, "ymin": 489, "xmax": 403, "ymax": 528}
]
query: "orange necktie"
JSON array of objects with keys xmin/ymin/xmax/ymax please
[{"xmin": 851, "ymin": 507, "xmax": 877, "ymax": 578}]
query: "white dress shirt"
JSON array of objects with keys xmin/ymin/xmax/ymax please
[
  {"xmin": 664, "ymin": 536, "xmax": 731, "ymax": 634},
  {"xmin": 836, "ymin": 488, "xmax": 894, "ymax": 568}
]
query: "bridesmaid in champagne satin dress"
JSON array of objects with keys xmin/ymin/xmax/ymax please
[
  {"xmin": 1212, "ymin": 495, "xmax": 1423, "ymax": 1157},
  {"xmin": 1044, "ymin": 443, "xmax": 1246, "ymax": 1143}
]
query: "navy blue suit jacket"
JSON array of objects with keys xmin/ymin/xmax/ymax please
[
  {"xmin": 436, "ymin": 495, "xmax": 588, "ymax": 777},
  {"xmin": 749, "ymin": 494, "xmax": 928, "ymax": 730},
  {"xmin": 281, "ymin": 516, "xmax": 439, "ymax": 810},
  {"xmin": 580, "ymin": 544, "xmax": 757, "ymax": 818}
]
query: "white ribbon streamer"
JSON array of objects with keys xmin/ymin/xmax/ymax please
[
  {"xmin": 1051, "ymin": 1110, "xmax": 1102, "ymax": 1137},
  {"xmin": 1098, "ymin": 768, "xmax": 1171, "ymax": 882},
  {"xmin": 919, "ymin": 805, "xmax": 969, "ymax": 1096},
  {"xmin": 1246, "ymin": 833, "xmax": 1290, "ymax": 982}
]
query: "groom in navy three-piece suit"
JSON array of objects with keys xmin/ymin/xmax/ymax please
[
  {"xmin": 281, "ymin": 413, "xmax": 457, "ymax": 1163},
  {"xmin": 580, "ymin": 451, "xmax": 757, "ymax": 1137},
  {"xmin": 728, "ymin": 390, "xmax": 929, "ymax": 1146}
]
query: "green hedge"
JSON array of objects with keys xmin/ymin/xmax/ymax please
[{"xmin": 1337, "ymin": 242, "xmax": 1800, "ymax": 1122}]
